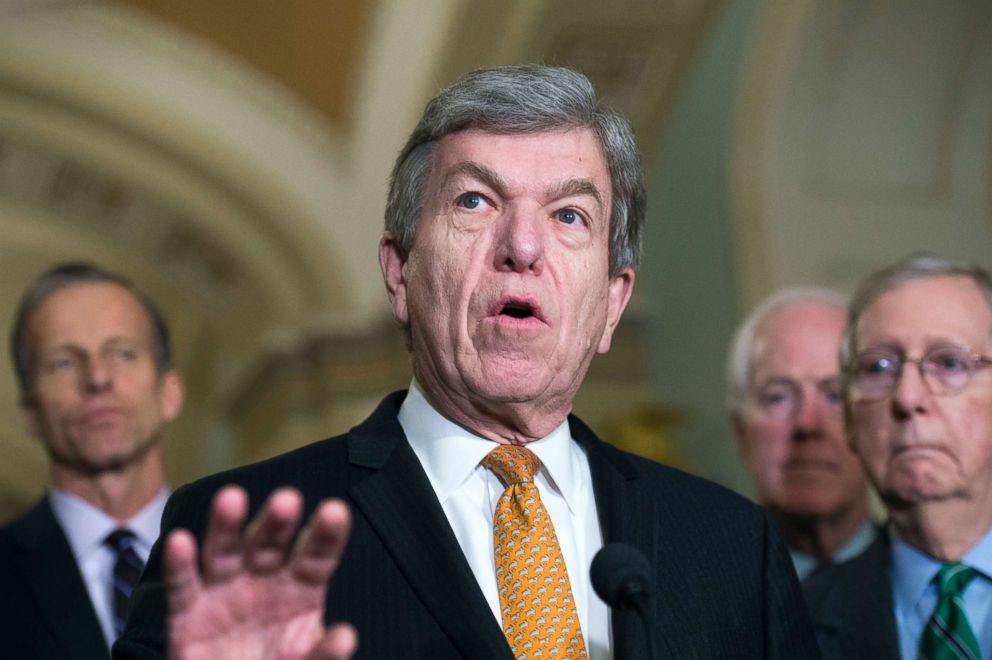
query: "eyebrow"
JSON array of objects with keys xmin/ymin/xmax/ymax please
[
  {"xmin": 440, "ymin": 162, "xmax": 605, "ymax": 213},
  {"xmin": 439, "ymin": 162, "xmax": 507, "ymax": 199},
  {"xmin": 40, "ymin": 336, "xmax": 140, "ymax": 356},
  {"xmin": 546, "ymin": 178, "xmax": 605, "ymax": 216}
]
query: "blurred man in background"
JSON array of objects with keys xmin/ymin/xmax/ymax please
[
  {"xmin": 806, "ymin": 254, "xmax": 992, "ymax": 659},
  {"xmin": 0, "ymin": 263, "xmax": 183, "ymax": 659},
  {"xmin": 729, "ymin": 287, "xmax": 876, "ymax": 580}
]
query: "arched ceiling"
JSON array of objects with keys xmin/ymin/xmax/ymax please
[{"xmin": 117, "ymin": 0, "xmax": 375, "ymax": 131}]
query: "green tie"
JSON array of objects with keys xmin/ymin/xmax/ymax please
[{"xmin": 919, "ymin": 562, "xmax": 981, "ymax": 660}]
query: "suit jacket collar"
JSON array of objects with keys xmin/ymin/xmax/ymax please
[
  {"xmin": 10, "ymin": 497, "xmax": 110, "ymax": 659},
  {"xmin": 807, "ymin": 533, "xmax": 899, "ymax": 660},
  {"xmin": 570, "ymin": 413, "xmax": 658, "ymax": 659}
]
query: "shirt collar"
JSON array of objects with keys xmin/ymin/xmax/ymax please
[
  {"xmin": 789, "ymin": 549, "xmax": 819, "ymax": 581},
  {"xmin": 399, "ymin": 381, "xmax": 582, "ymax": 512},
  {"xmin": 835, "ymin": 520, "xmax": 880, "ymax": 563},
  {"xmin": 892, "ymin": 524, "xmax": 992, "ymax": 608},
  {"xmin": 49, "ymin": 487, "xmax": 169, "ymax": 558},
  {"xmin": 964, "ymin": 524, "xmax": 992, "ymax": 581}
]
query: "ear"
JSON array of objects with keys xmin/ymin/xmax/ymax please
[
  {"xmin": 157, "ymin": 371, "xmax": 184, "ymax": 423},
  {"xmin": 379, "ymin": 231, "xmax": 410, "ymax": 324},
  {"xmin": 596, "ymin": 268, "xmax": 635, "ymax": 354}
]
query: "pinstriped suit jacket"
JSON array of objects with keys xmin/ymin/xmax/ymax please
[{"xmin": 116, "ymin": 391, "xmax": 820, "ymax": 659}]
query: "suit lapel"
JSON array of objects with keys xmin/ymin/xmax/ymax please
[
  {"xmin": 12, "ymin": 499, "xmax": 109, "ymax": 659},
  {"xmin": 810, "ymin": 535, "xmax": 900, "ymax": 660},
  {"xmin": 346, "ymin": 396, "xmax": 513, "ymax": 660},
  {"xmin": 572, "ymin": 416, "xmax": 658, "ymax": 660}
]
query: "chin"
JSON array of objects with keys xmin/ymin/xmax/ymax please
[
  {"xmin": 884, "ymin": 478, "xmax": 963, "ymax": 506},
  {"xmin": 469, "ymin": 366, "xmax": 556, "ymax": 403},
  {"xmin": 781, "ymin": 499, "xmax": 841, "ymax": 519}
]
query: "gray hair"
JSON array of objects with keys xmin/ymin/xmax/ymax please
[
  {"xmin": 726, "ymin": 287, "xmax": 848, "ymax": 412},
  {"xmin": 839, "ymin": 253, "xmax": 992, "ymax": 375},
  {"xmin": 384, "ymin": 64, "xmax": 646, "ymax": 277},
  {"xmin": 10, "ymin": 262, "xmax": 172, "ymax": 398}
]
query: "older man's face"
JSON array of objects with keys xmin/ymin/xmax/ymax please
[
  {"xmin": 848, "ymin": 276, "xmax": 992, "ymax": 507},
  {"xmin": 380, "ymin": 128, "xmax": 634, "ymax": 437},
  {"xmin": 734, "ymin": 303, "xmax": 867, "ymax": 520}
]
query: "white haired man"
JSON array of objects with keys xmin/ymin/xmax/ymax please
[{"xmin": 728, "ymin": 287, "xmax": 876, "ymax": 581}]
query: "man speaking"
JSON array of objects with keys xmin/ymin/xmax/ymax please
[{"xmin": 117, "ymin": 65, "xmax": 818, "ymax": 660}]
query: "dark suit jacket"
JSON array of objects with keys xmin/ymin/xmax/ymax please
[
  {"xmin": 0, "ymin": 497, "xmax": 110, "ymax": 660},
  {"xmin": 116, "ymin": 391, "xmax": 820, "ymax": 659},
  {"xmin": 803, "ymin": 535, "xmax": 899, "ymax": 660}
]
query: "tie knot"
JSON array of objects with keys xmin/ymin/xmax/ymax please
[
  {"xmin": 105, "ymin": 528, "xmax": 137, "ymax": 556},
  {"xmin": 935, "ymin": 562, "xmax": 978, "ymax": 598},
  {"xmin": 483, "ymin": 444, "xmax": 542, "ymax": 486}
]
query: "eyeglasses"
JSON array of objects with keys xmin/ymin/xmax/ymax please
[
  {"xmin": 748, "ymin": 377, "xmax": 842, "ymax": 421},
  {"xmin": 846, "ymin": 344, "xmax": 992, "ymax": 401}
]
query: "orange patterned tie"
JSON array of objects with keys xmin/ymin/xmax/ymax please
[{"xmin": 483, "ymin": 444, "xmax": 588, "ymax": 659}]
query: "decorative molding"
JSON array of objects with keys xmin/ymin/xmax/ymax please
[{"xmin": 0, "ymin": 132, "xmax": 242, "ymax": 309}]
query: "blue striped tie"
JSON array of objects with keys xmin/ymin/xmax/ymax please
[
  {"xmin": 919, "ymin": 562, "xmax": 981, "ymax": 660},
  {"xmin": 104, "ymin": 529, "xmax": 144, "ymax": 638}
]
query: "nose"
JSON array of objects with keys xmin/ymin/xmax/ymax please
[
  {"xmin": 82, "ymin": 356, "xmax": 113, "ymax": 393},
  {"xmin": 891, "ymin": 359, "xmax": 930, "ymax": 420},
  {"xmin": 493, "ymin": 207, "xmax": 544, "ymax": 274},
  {"xmin": 792, "ymin": 391, "xmax": 822, "ymax": 441}
]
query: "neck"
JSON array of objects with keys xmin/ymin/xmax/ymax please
[
  {"xmin": 775, "ymin": 501, "xmax": 871, "ymax": 561},
  {"xmin": 50, "ymin": 450, "xmax": 165, "ymax": 521},
  {"xmin": 889, "ymin": 498, "xmax": 992, "ymax": 561},
  {"xmin": 414, "ymin": 379, "xmax": 571, "ymax": 445}
]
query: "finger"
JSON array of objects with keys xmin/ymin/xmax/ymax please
[
  {"xmin": 242, "ymin": 487, "xmax": 304, "ymax": 573},
  {"xmin": 163, "ymin": 528, "xmax": 202, "ymax": 616},
  {"xmin": 200, "ymin": 485, "xmax": 249, "ymax": 583},
  {"xmin": 306, "ymin": 622, "xmax": 358, "ymax": 660},
  {"xmin": 290, "ymin": 499, "xmax": 352, "ymax": 586}
]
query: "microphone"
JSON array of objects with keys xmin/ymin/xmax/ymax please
[{"xmin": 590, "ymin": 543, "xmax": 656, "ymax": 660}]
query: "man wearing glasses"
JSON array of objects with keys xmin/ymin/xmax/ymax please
[
  {"xmin": 727, "ymin": 288, "xmax": 876, "ymax": 581},
  {"xmin": 805, "ymin": 254, "xmax": 992, "ymax": 660}
]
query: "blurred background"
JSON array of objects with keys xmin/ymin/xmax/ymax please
[{"xmin": 0, "ymin": 0, "xmax": 989, "ymax": 522}]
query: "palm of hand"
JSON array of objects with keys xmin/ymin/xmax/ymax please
[{"xmin": 169, "ymin": 569, "xmax": 326, "ymax": 660}]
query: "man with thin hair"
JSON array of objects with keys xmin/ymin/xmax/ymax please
[
  {"xmin": 728, "ymin": 287, "xmax": 876, "ymax": 581},
  {"xmin": 805, "ymin": 253, "xmax": 992, "ymax": 660},
  {"xmin": 0, "ymin": 263, "xmax": 184, "ymax": 659},
  {"xmin": 118, "ymin": 65, "xmax": 818, "ymax": 659}
]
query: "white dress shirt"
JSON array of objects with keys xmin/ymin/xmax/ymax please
[
  {"xmin": 49, "ymin": 487, "xmax": 168, "ymax": 650},
  {"xmin": 399, "ymin": 381, "xmax": 611, "ymax": 658}
]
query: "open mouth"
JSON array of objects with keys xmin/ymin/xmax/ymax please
[
  {"xmin": 490, "ymin": 296, "xmax": 544, "ymax": 324},
  {"xmin": 500, "ymin": 302, "xmax": 535, "ymax": 319}
]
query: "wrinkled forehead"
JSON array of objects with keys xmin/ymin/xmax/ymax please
[
  {"xmin": 855, "ymin": 275, "xmax": 992, "ymax": 350},
  {"xmin": 430, "ymin": 127, "xmax": 611, "ymax": 188}
]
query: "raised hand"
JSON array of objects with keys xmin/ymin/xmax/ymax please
[{"xmin": 162, "ymin": 485, "xmax": 357, "ymax": 660}]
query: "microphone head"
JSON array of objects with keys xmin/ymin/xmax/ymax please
[{"xmin": 590, "ymin": 542, "xmax": 651, "ymax": 610}]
